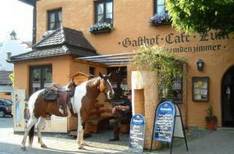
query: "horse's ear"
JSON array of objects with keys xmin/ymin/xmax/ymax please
[
  {"xmin": 99, "ymin": 72, "xmax": 103, "ymax": 78},
  {"xmin": 107, "ymin": 73, "xmax": 112, "ymax": 78}
]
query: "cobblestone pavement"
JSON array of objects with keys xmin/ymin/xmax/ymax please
[{"xmin": 1, "ymin": 117, "xmax": 234, "ymax": 154}]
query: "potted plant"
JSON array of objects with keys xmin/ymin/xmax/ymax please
[{"xmin": 205, "ymin": 104, "xmax": 217, "ymax": 130}]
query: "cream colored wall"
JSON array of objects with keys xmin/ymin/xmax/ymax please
[
  {"xmin": 36, "ymin": 0, "xmax": 167, "ymax": 54},
  {"xmin": 14, "ymin": 56, "xmax": 71, "ymax": 97},
  {"xmin": 70, "ymin": 59, "xmax": 107, "ymax": 77},
  {"xmin": 34, "ymin": 0, "xmax": 234, "ymax": 128},
  {"xmin": 14, "ymin": 56, "xmax": 107, "ymax": 97}
]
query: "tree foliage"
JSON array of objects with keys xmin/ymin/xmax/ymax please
[{"xmin": 166, "ymin": 0, "xmax": 234, "ymax": 34}]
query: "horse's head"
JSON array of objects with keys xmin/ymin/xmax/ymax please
[{"xmin": 98, "ymin": 72, "xmax": 114, "ymax": 100}]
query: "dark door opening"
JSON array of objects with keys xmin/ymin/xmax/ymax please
[{"xmin": 222, "ymin": 66, "xmax": 234, "ymax": 127}]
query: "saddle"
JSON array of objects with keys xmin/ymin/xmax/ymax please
[{"xmin": 42, "ymin": 84, "xmax": 71, "ymax": 116}]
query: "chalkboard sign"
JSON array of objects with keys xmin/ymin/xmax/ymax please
[
  {"xmin": 129, "ymin": 114, "xmax": 145, "ymax": 153},
  {"xmin": 153, "ymin": 100, "xmax": 176, "ymax": 143}
]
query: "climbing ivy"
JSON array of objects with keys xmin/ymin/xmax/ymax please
[{"xmin": 132, "ymin": 46, "xmax": 186, "ymax": 98}]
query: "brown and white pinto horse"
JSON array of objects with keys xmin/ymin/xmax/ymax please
[
  {"xmin": 72, "ymin": 72, "xmax": 114, "ymax": 149},
  {"xmin": 21, "ymin": 80, "xmax": 76, "ymax": 150},
  {"xmin": 21, "ymin": 72, "xmax": 114, "ymax": 150}
]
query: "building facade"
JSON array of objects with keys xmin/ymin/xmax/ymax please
[{"xmin": 14, "ymin": 0, "xmax": 234, "ymax": 132}]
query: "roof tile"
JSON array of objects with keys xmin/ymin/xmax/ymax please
[{"xmin": 9, "ymin": 27, "xmax": 97, "ymax": 62}]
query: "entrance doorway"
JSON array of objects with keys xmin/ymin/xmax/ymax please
[{"xmin": 222, "ymin": 66, "xmax": 234, "ymax": 127}]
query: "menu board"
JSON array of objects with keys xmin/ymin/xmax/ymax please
[
  {"xmin": 129, "ymin": 114, "xmax": 145, "ymax": 153},
  {"xmin": 154, "ymin": 101, "xmax": 176, "ymax": 143},
  {"xmin": 192, "ymin": 77, "xmax": 209, "ymax": 102}
]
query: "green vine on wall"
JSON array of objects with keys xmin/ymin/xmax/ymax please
[{"xmin": 132, "ymin": 46, "xmax": 186, "ymax": 98}]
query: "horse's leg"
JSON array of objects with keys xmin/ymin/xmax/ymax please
[
  {"xmin": 77, "ymin": 112, "xmax": 85, "ymax": 149},
  {"xmin": 36, "ymin": 117, "xmax": 47, "ymax": 148},
  {"xmin": 21, "ymin": 116, "xmax": 38, "ymax": 150}
]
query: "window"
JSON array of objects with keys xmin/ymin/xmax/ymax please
[
  {"xmin": 172, "ymin": 76, "xmax": 183, "ymax": 104},
  {"xmin": 89, "ymin": 67, "xmax": 95, "ymax": 76},
  {"xmin": 47, "ymin": 8, "xmax": 62, "ymax": 30},
  {"xmin": 29, "ymin": 65, "xmax": 52, "ymax": 95},
  {"xmin": 95, "ymin": 0, "xmax": 113, "ymax": 24},
  {"xmin": 151, "ymin": 0, "xmax": 170, "ymax": 25},
  {"xmin": 192, "ymin": 77, "xmax": 209, "ymax": 102},
  {"xmin": 107, "ymin": 67, "xmax": 127, "ymax": 100},
  {"xmin": 154, "ymin": 0, "xmax": 166, "ymax": 15}
]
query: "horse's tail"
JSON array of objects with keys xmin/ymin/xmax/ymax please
[{"xmin": 29, "ymin": 124, "xmax": 35, "ymax": 145}]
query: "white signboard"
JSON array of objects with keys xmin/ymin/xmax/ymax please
[
  {"xmin": 174, "ymin": 106, "xmax": 184, "ymax": 138},
  {"xmin": 13, "ymin": 89, "xmax": 67, "ymax": 133},
  {"xmin": 13, "ymin": 89, "xmax": 26, "ymax": 132}
]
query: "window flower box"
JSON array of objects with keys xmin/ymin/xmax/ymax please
[
  {"xmin": 89, "ymin": 22, "xmax": 113, "ymax": 34},
  {"xmin": 150, "ymin": 12, "xmax": 170, "ymax": 26}
]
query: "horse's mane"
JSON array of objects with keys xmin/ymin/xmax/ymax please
[{"xmin": 86, "ymin": 77, "xmax": 101, "ymax": 88}]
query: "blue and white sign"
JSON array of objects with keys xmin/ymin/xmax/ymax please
[
  {"xmin": 154, "ymin": 100, "xmax": 176, "ymax": 143},
  {"xmin": 129, "ymin": 114, "xmax": 145, "ymax": 153}
]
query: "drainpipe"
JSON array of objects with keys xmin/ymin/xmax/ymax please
[{"xmin": 32, "ymin": 0, "xmax": 37, "ymax": 45}]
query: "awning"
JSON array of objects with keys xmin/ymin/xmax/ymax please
[{"xmin": 77, "ymin": 52, "xmax": 136, "ymax": 67}]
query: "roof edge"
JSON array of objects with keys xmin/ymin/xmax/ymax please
[
  {"xmin": 33, "ymin": 28, "xmax": 63, "ymax": 48},
  {"xmin": 18, "ymin": 0, "xmax": 36, "ymax": 6}
]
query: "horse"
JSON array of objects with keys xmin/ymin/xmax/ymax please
[
  {"xmin": 21, "ymin": 72, "xmax": 114, "ymax": 150},
  {"xmin": 72, "ymin": 72, "xmax": 114, "ymax": 149},
  {"xmin": 21, "ymin": 78, "xmax": 77, "ymax": 150}
]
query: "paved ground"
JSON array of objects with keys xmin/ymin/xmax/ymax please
[
  {"xmin": 150, "ymin": 128, "xmax": 234, "ymax": 154},
  {"xmin": 0, "ymin": 117, "xmax": 130, "ymax": 154},
  {"xmin": 1, "ymin": 117, "xmax": 234, "ymax": 154}
]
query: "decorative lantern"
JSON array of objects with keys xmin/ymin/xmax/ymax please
[{"xmin": 196, "ymin": 59, "xmax": 204, "ymax": 71}]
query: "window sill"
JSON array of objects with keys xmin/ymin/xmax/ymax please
[
  {"xmin": 89, "ymin": 28, "xmax": 113, "ymax": 34},
  {"xmin": 151, "ymin": 21, "xmax": 171, "ymax": 26},
  {"xmin": 89, "ymin": 23, "xmax": 113, "ymax": 34}
]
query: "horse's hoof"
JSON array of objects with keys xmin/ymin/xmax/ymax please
[
  {"xmin": 78, "ymin": 146, "xmax": 85, "ymax": 150},
  {"xmin": 82, "ymin": 142, "xmax": 89, "ymax": 146},
  {"xmin": 41, "ymin": 144, "xmax": 48, "ymax": 148},
  {"xmin": 21, "ymin": 146, "xmax": 26, "ymax": 151}
]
